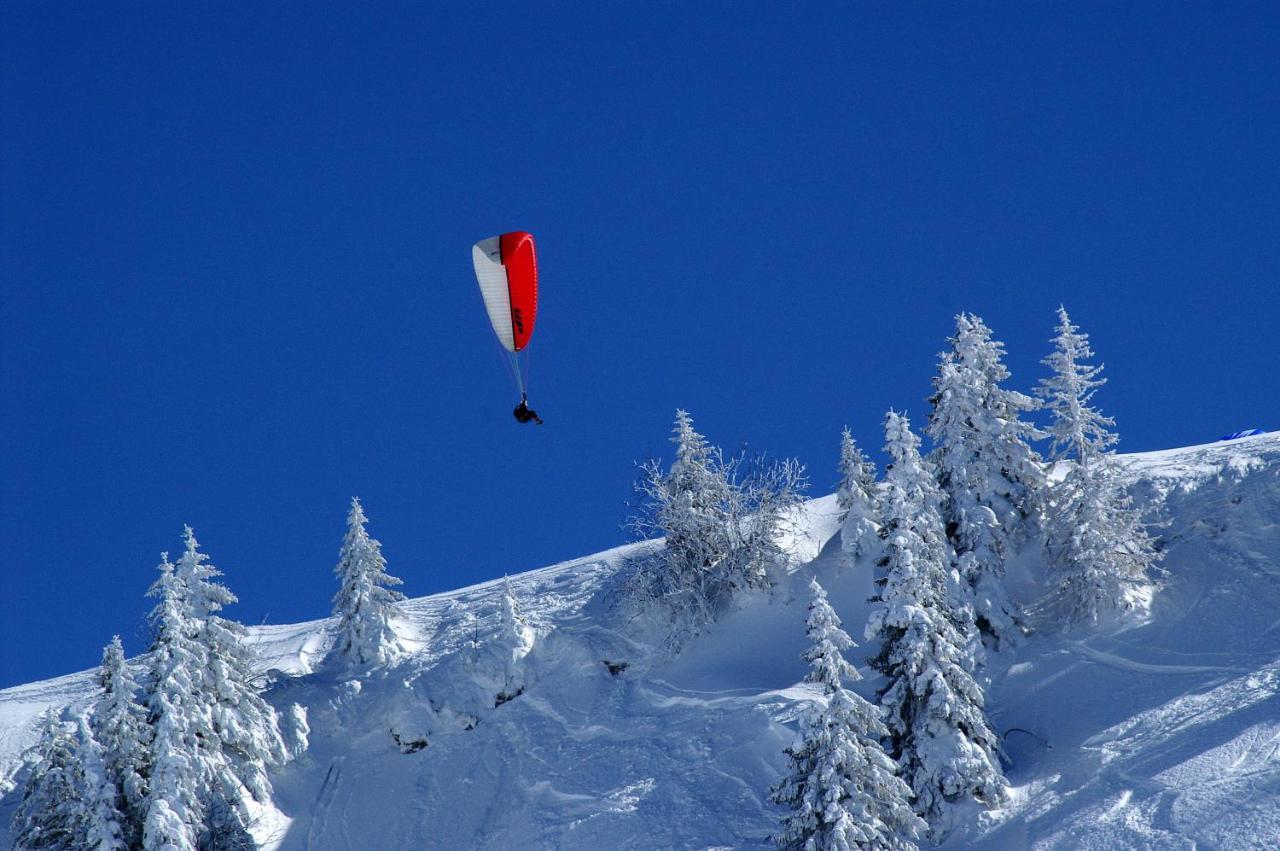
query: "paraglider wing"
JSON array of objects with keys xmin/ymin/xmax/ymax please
[{"xmin": 472, "ymin": 232, "xmax": 538, "ymax": 353}]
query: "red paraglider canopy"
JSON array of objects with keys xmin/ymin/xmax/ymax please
[
  {"xmin": 499, "ymin": 231, "xmax": 538, "ymax": 351},
  {"xmin": 473, "ymin": 231, "xmax": 538, "ymax": 353}
]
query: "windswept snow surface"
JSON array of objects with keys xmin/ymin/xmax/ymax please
[{"xmin": 2, "ymin": 433, "xmax": 1279, "ymax": 849}]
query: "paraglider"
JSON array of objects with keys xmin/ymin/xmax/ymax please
[
  {"xmin": 513, "ymin": 396, "xmax": 543, "ymax": 425},
  {"xmin": 472, "ymin": 231, "xmax": 542, "ymax": 425}
]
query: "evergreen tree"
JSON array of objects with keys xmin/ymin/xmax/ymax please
[
  {"xmin": 867, "ymin": 412, "xmax": 1007, "ymax": 830},
  {"xmin": 494, "ymin": 576, "xmax": 535, "ymax": 703},
  {"xmin": 143, "ymin": 530, "xmax": 290, "ymax": 850},
  {"xmin": 772, "ymin": 579, "xmax": 924, "ymax": 851},
  {"xmin": 331, "ymin": 498, "xmax": 407, "ymax": 667},
  {"xmin": 836, "ymin": 427, "xmax": 881, "ymax": 563},
  {"xmin": 75, "ymin": 716, "xmax": 129, "ymax": 850},
  {"xmin": 644, "ymin": 409, "xmax": 737, "ymax": 626},
  {"xmin": 630, "ymin": 410, "xmax": 805, "ymax": 638},
  {"xmin": 1037, "ymin": 306, "xmax": 1116, "ymax": 468},
  {"xmin": 11, "ymin": 710, "xmax": 127, "ymax": 850},
  {"xmin": 1036, "ymin": 308, "xmax": 1160, "ymax": 625},
  {"xmin": 92, "ymin": 635, "xmax": 150, "ymax": 848},
  {"xmin": 836, "ymin": 427, "xmax": 877, "ymax": 513},
  {"xmin": 176, "ymin": 528, "xmax": 288, "ymax": 820},
  {"xmin": 143, "ymin": 553, "xmax": 208, "ymax": 851},
  {"xmin": 12, "ymin": 711, "xmax": 94, "ymax": 850},
  {"xmin": 497, "ymin": 576, "xmax": 532, "ymax": 654},
  {"xmin": 928, "ymin": 313, "xmax": 1045, "ymax": 648}
]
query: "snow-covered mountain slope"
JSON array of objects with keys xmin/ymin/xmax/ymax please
[{"xmin": 2, "ymin": 432, "xmax": 1278, "ymax": 849}]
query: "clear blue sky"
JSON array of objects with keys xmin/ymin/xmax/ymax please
[{"xmin": 3, "ymin": 3, "xmax": 1277, "ymax": 688}]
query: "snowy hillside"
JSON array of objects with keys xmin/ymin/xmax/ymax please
[{"xmin": 2, "ymin": 432, "xmax": 1279, "ymax": 849}]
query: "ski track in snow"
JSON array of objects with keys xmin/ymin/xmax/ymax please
[
  {"xmin": 1065, "ymin": 641, "xmax": 1253, "ymax": 675},
  {"xmin": 2, "ymin": 433, "xmax": 1279, "ymax": 848}
]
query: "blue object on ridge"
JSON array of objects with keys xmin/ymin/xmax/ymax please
[{"xmin": 1219, "ymin": 428, "xmax": 1265, "ymax": 441}]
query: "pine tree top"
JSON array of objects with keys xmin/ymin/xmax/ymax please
[
  {"xmin": 1038, "ymin": 306, "xmax": 1118, "ymax": 464},
  {"xmin": 930, "ymin": 312, "xmax": 1041, "ymax": 437},
  {"xmin": 837, "ymin": 426, "xmax": 877, "ymax": 510},
  {"xmin": 884, "ymin": 410, "xmax": 922, "ymax": 461},
  {"xmin": 348, "ymin": 495, "xmax": 369, "ymax": 528},
  {"xmin": 96, "ymin": 635, "xmax": 127, "ymax": 691},
  {"xmin": 334, "ymin": 498, "xmax": 404, "ymax": 595},
  {"xmin": 803, "ymin": 578, "xmax": 860, "ymax": 692},
  {"xmin": 670, "ymin": 409, "xmax": 716, "ymax": 476},
  {"xmin": 174, "ymin": 526, "xmax": 237, "ymax": 619},
  {"xmin": 500, "ymin": 575, "xmax": 524, "ymax": 622},
  {"xmin": 332, "ymin": 498, "xmax": 407, "ymax": 666},
  {"xmin": 883, "ymin": 411, "xmax": 941, "ymax": 512},
  {"xmin": 146, "ymin": 553, "xmax": 183, "ymax": 636}
]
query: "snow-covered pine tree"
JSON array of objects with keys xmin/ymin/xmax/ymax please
[
  {"xmin": 142, "ymin": 530, "xmax": 291, "ymax": 849},
  {"xmin": 175, "ymin": 527, "xmax": 288, "ymax": 833},
  {"xmin": 647, "ymin": 410, "xmax": 735, "ymax": 622},
  {"xmin": 630, "ymin": 411, "xmax": 741, "ymax": 630},
  {"xmin": 331, "ymin": 497, "xmax": 407, "ymax": 667},
  {"xmin": 877, "ymin": 412, "xmax": 979, "ymax": 661},
  {"xmin": 1035, "ymin": 307, "xmax": 1160, "ymax": 625},
  {"xmin": 837, "ymin": 426, "xmax": 877, "ymax": 513},
  {"xmin": 92, "ymin": 635, "xmax": 150, "ymax": 848},
  {"xmin": 494, "ymin": 576, "xmax": 535, "ymax": 704},
  {"xmin": 143, "ymin": 553, "xmax": 209, "ymax": 851},
  {"xmin": 772, "ymin": 578, "xmax": 924, "ymax": 851},
  {"xmin": 11, "ymin": 711, "xmax": 94, "ymax": 850},
  {"xmin": 11, "ymin": 709, "xmax": 129, "ymax": 850},
  {"xmin": 928, "ymin": 312, "xmax": 1046, "ymax": 648},
  {"xmin": 1037, "ymin": 306, "xmax": 1116, "ymax": 468},
  {"xmin": 630, "ymin": 410, "xmax": 805, "ymax": 638},
  {"xmin": 74, "ymin": 716, "xmax": 129, "ymax": 850},
  {"xmin": 837, "ymin": 427, "xmax": 880, "ymax": 563},
  {"xmin": 867, "ymin": 411, "xmax": 1007, "ymax": 830}
]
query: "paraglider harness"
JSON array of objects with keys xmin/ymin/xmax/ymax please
[{"xmin": 513, "ymin": 394, "xmax": 543, "ymax": 425}]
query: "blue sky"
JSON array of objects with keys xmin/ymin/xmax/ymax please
[{"xmin": 2, "ymin": 2, "xmax": 1277, "ymax": 688}]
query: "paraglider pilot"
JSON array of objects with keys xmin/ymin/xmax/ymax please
[{"xmin": 513, "ymin": 394, "xmax": 543, "ymax": 425}]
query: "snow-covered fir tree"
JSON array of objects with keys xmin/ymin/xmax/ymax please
[
  {"xmin": 92, "ymin": 635, "xmax": 150, "ymax": 848},
  {"xmin": 866, "ymin": 411, "xmax": 1007, "ymax": 831},
  {"xmin": 1037, "ymin": 306, "xmax": 1117, "ymax": 468},
  {"xmin": 10, "ymin": 712, "xmax": 69, "ymax": 850},
  {"xmin": 11, "ymin": 711, "xmax": 96, "ymax": 850},
  {"xmin": 630, "ymin": 410, "xmax": 805, "ymax": 638},
  {"xmin": 928, "ymin": 312, "xmax": 1046, "ymax": 648},
  {"xmin": 836, "ymin": 427, "xmax": 881, "ymax": 564},
  {"xmin": 331, "ymin": 497, "xmax": 406, "ymax": 667},
  {"xmin": 74, "ymin": 716, "xmax": 129, "ymax": 850},
  {"xmin": 175, "ymin": 528, "xmax": 288, "ymax": 827},
  {"xmin": 772, "ymin": 578, "xmax": 924, "ymax": 851},
  {"xmin": 876, "ymin": 412, "xmax": 980, "ymax": 664},
  {"xmin": 1036, "ymin": 307, "xmax": 1160, "ymax": 625},
  {"xmin": 11, "ymin": 709, "xmax": 130, "ymax": 850},
  {"xmin": 142, "ymin": 530, "xmax": 291, "ymax": 850},
  {"xmin": 636, "ymin": 409, "xmax": 736, "ymax": 628},
  {"xmin": 495, "ymin": 576, "xmax": 535, "ymax": 703},
  {"xmin": 143, "ymin": 552, "xmax": 209, "ymax": 851}
]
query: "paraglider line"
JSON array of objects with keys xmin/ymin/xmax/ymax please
[
  {"xmin": 488, "ymin": 334, "xmax": 524, "ymax": 398},
  {"xmin": 520, "ymin": 341, "xmax": 532, "ymax": 396}
]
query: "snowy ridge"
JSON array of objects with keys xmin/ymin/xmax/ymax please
[
  {"xmin": 2, "ymin": 433, "xmax": 1279, "ymax": 848},
  {"xmin": 985, "ymin": 431, "xmax": 1280, "ymax": 849}
]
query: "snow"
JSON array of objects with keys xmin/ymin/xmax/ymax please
[{"xmin": 2, "ymin": 432, "xmax": 1279, "ymax": 849}]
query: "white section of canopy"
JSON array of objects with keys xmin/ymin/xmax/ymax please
[{"xmin": 472, "ymin": 236, "xmax": 516, "ymax": 352}]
